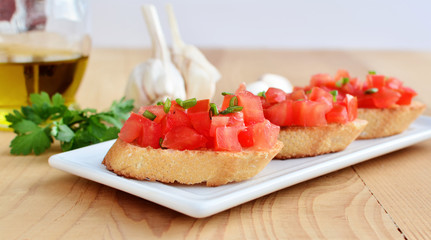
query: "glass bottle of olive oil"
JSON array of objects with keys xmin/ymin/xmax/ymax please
[{"xmin": 0, "ymin": 45, "xmax": 89, "ymax": 130}]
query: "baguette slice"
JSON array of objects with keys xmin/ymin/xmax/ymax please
[
  {"xmin": 103, "ymin": 139, "xmax": 283, "ymax": 187},
  {"xmin": 357, "ymin": 101, "xmax": 425, "ymax": 139},
  {"xmin": 276, "ymin": 119, "xmax": 368, "ymax": 159}
]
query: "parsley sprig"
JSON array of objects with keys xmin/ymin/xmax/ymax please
[{"xmin": 6, "ymin": 92, "xmax": 134, "ymax": 155}]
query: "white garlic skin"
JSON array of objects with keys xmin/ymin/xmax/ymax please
[
  {"xmin": 125, "ymin": 59, "xmax": 186, "ymax": 108},
  {"xmin": 246, "ymin": 73, "xmax": 293, "ymax": 95},
  {"xmin": 172, "ymin": 45, "xmax": 221, "ymax": 100}
]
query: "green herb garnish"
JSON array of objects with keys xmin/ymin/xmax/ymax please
[
  {"xmin": 6, "ymin": 92, "xmax": 134, "ymax": 155},
  {"xmin": 222, "ymin": 92, "xmax": 233, "ymax": 96},
  {"xmin": 336, "ymin": 77, "xmax": 350, "ymax": 87},
  {"xmin": 163, "ymin": 98, "xmax": 171, "ymax": 113},
  {"xmin": 368, "ymin": 70, "xmax": 376, "ymax": 75},
  {"xmin": 364, "ymin": 88, "xmax": 379, "ymax": 94},
  {"xmin": 159, "ymin": 137, "xmax": 165, "ymax": 149},
  {"xmin": 229, "ymin": 96, "xmax": 238, "ymax": 107},
  {"xmin": 210, "ymin": 103, "xmax": 219, "ymax": 116},
  {"xmin": 175, "ymin": 98, "xmax": 197, "ymax": 109},
  {"xmin": 219, "ymin": 106, "xmax": 243, "ymax": 115},
  {"xmin": 143, "ymin": 110, "xmax": 156, "ymax": 120},
  {"xmin": 257, "ymin": 91, "xmax": 266, "ymax": 98},
  {"xmin": 329, "ymin": 90, "xmax": 338, "ymax": 102}
]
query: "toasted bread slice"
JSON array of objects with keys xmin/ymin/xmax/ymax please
[
  {"xmin": 275, "ymin": 119, "xmax": 368, "ymax": 159},
  {"xmin": 103, "ymin": 139, "xmax": 283, "ymax": 187},
  {"xmin": 357, "ymin": 101, "xmax": 425, "ymax": 139}
]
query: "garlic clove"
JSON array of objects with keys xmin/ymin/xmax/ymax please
[
  {"xmin": 125, "ymin": 5, "xmax": 186, "ymax": 109},
  {"xmin": 246, "ymin": 73, "xmax": 293, "ymax": 94},
  {"xmin": 166, "ymin": 4, "xmax": 221, "ymax": 100}
]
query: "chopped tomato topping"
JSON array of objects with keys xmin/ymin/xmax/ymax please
[
  {"xmin": 119, "ymin": 86, "xmax": 280, "ymax": 152},
  {"xmin": 237, "ymin": 90, "xmax": 265, "ymax": 125},
  {"xmin": 162, "ymin": 126, "xmax": 207, "ymax": 150},
  {"xmin": 304, "ymin": 70, "xmax": 417, "ymax": 108},
  {"xmin": 188, "ymin": 99, "xmax": 210, "ymax": 113},
  {"xmin": 262, "ymin": 87, "xmax": 357, "ymax": 127}
]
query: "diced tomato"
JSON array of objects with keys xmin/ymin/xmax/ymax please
[
  {"xmin": 293, "ymin": 100, "xmax": 328, "ymax": 127},
  {"xmin": 169, "ymin": 100, "xmax": 188, "ymax": 112},
  {"xmin": 289, "ymin": 89, "xmax": 307, "ymax": 101},
  {"xmin": 250, "ymin": 120, "xmax": 280, "ymax": 150},
  {"xmin": 225, "ymin": 111, "xmax": 245, "ymax": 127},
  {"xmin": 397, "ymin": 86, "xmax": 417, "ymax": 105},
  {"xmin": 221, "ymin": 94, "xmax": 234, "ymax": 110},
  {"xmin": 136, "ymin": 117, "xmax": 162, "ymax": 149},
  {"xmin": 235, "ymin": 83, "xmax": 247, "ymax": 94},
  {"xmin": 214, "ymin": 126, "xmax": 242, "ymax": 152},
  {"xmin": 161, "ymin": 109, "xmax": 192, "ymax": 135},
  {"xmin": 372, "ymin": 87, "xmax": 401, "ymax": 108},
  {"xmin": 188, "ymin": 99, "xmax": 210, "ymax": 113},
  {"xmin": 340, "ymin": 77, "xmax": 361, "ymax": 95},
  {"xmin": 238, "ymin": 126, "xmax": 254, "ymax": 148},
  {"xmin": 357, "ymin": 93, "xmax": 375, "ymax": 108},
  {"xmin": 118, "ymin": 112, "xmax": 144, "ymax": 143},
  {"xmin": 308, "ymin": 87, "xmax": 334, "ymax": 107},
  {"xmin": 162, "ymin": 126, "xmax": 207, "ymax": 150},
  {"xmin": 266, "ymin": 87, "xmax": 287, "ymax": 103},
  {"xmin": 344, "ymin": 94, "xmax": 357, "ymax": 121},
  {"xmin": 385, "ymin": 77, "xmax": 403, "ymax": 90},
  {"xmin": 237, "ymin": 91, "xmax": 265, "ymax": 125},
  {"xmin": 188, "ymin": 111, "xmax": 211, "ymax": 137},
  {"xmin": 263, "ymin": 99, "xmax": 293, "ymax": 126},
  {"xmin": 210, "ymin": 116, "xmax": 230, "ymax": 137},
  {"xmin": 334, "ymin": 69, "xmax": 350, "ymax": 81},
  {"xmin": 310, "ymin": 73, "xmax": 335, "ymax": 88},
  {"xmin": 326, "ymin": 104, "xmax": 348, "ymax": 124},
  {"xmin": 138, "ymin": 105, "xmax": 166, "ymax": 123},
  {"xmin": 366, "ymin": 74, "xmax": 386, "ymax": 89}
]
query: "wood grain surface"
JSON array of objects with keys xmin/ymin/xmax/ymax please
[{"xmin": 1, "ymin": 48, "xmax": 430, "ymax": 239}]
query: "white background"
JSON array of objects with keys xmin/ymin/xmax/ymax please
[{"xmin": 88, "ymin": 0, "xmax": 431, "ymax": 50}]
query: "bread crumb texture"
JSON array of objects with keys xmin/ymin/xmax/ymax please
[
  {"xmin": 276, "ymin": 119, "xmax": 368, "ymax": 159},
  {"xmin": 103, "ymin": 139, "xmax": 283, "ymax": 187},
  {"xmin": 357, "ymin": 101, "xmax": 425, "ymax": 139}
]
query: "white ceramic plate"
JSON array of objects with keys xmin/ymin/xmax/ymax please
[{"xmin": 49, "ymin": 116, "xmax": 431, "ymax": 218}]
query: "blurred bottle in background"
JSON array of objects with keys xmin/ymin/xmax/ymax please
[{"xmin": 0, "ymin": 0, "xmax": 91, "ymax": 129}]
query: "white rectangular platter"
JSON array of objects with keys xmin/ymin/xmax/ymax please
[{"xmin": 49, "ymin": 116, "xmax": 431, "ymax": 218}]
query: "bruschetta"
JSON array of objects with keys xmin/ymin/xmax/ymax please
[
  {"xmin": 103, "ymin": 91, "xmax": 282, "ymax": 186},
  {"xmin": 304, "ymin": 70, "xmax": 425, "ymax": 139},
  {"xmin": 249, "ymin": 86, "xmax": 367, "ymax": 159}
]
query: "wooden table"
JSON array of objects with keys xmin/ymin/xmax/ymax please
[{"xmin": 1, "ymin": 48, "xmax": 431, "ymax": 239}]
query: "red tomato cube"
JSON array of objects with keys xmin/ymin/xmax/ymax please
[
  {"xmin": 136, "ymin": 117, "xmax": 162, "ymax": 149},
  {"xmin": 237, "ymin": 91, "xmax": 265, "ymax": 125},
  {"xmin": 161, "ymin": 109, "xmax": 192, "ymax": 135},
  {"xmin": 326, "ymin": 104, "xmax": 348, "ymax": 124},
  {"xmin": 188, "ymin": 111, "xmax": 211, "ymax": 137},
  {"xmin": 214, "ymin": 126, "xmax": 242, "ymax": 152},
  {"xmin": 162, "ymin": 126, "xmax": 207, "ymax": 150},
  {"xmin": 250, "ymin": 120, "xmax": 280, "ymax": 150},
  {"xmin": 263, "ymin": 99, "xmax": 293, "ymax": 126},
  {"xmin": 118, "ymin": 112, "xmax": 144, "ymax": 143},
  {"xmin": 266, "ymin": 87, "xmax": 287, "ymax": 104}
]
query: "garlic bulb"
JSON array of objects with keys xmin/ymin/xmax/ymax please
[
  {"xmin": 246, "ymin": 73, "xmax": 293, "ymax": 94},
  {"xmin": 166, "ymin": 4, "xmax": 221, "ymax": 100},
  {"xmin": 125, "ymin": 5, "xmax": 186, "ymax": 108}
]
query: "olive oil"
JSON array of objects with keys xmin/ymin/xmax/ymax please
[{"xmin": 0, "ymin": 49, "xmax": 88, "ymax": 129}]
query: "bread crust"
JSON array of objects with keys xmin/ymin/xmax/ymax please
[
  {"xmin": 276, "ymin": 119, "xmax": 368, "ymax": 159},
  {"xmin": 103, "ymin": 139, "xmax": 283, "ymax": 187},
  {"xmin": 357, "ymin": 101, "xmax": 425, "ymax": 139}
]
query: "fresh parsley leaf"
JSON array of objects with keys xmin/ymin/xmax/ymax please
[
  {"xmin": 54, "ymin": 123, "xmax": 75, "ymax": 142},
  {"xmin": 9, "ymin": 120, "xmax": 51, "ymax": 155},
  {"xmin": 7, "ymin": 92, "xmax": 134, "ymax": 155}
]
